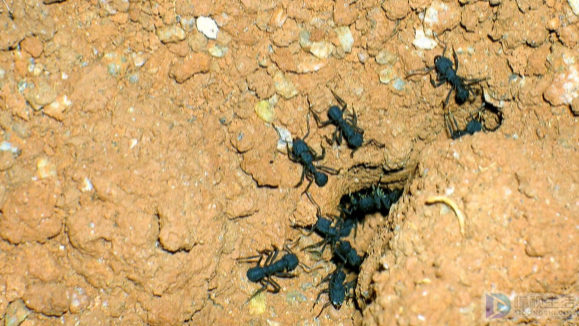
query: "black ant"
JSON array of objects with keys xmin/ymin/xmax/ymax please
[
  {"xmin": 406, "ymin": 33, "xmax": 487, "ymax": 108},
  {"xmin": 237, "ymin": 242, "xmax": 313, "ymax": 305},
  {"xmin": 445, "ymin": 110, "xmax": 482, "ymax": 139},
  {"xmin": 310, "ymin": 90, "xmax": 384, "ymax": 157},
  {"xmin": 343, "ymin": 185, "xmax": 402, "ymax": 217},
  {"xmin": 300, "ymin": 207, "xmax": 355, "ymax": 255},
  {"xmin": 279, "ymin": 114, "xmax": 338, "ymax": 196},
  {"xmin": 313, "ymin": 266, "xmax": 356, "ymax": 318},
  {"xmin": 445, "ymin": 101, "xmax": 503, "ymax": 139},
  {"xmin": 333, "ymin": 240, "xmax": 363, "ymax": 269}
]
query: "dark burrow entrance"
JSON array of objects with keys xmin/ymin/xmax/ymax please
[{"xmin": 298, "ymin": 167, "xmax": 409, "ymax": 318}]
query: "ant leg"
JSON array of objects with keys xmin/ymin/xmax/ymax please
[
  {"xmin": 262, "ymin": 247, "xmax": 279, "ymax": 267},
  {"xmin": 286, "ymin": 143, "xmax": 299, "ymax": 163},
  {"xmin": 274, "ymin": 271, "xmax": 298, "ymax": 278},
  {"xmin": 312, "ymin": 146, "xmax": 326, "ymax": 161},
  {"xmin": 298, "ymin": 261, "xmax": 322, "ymax": 273},
  {"xmin": 303, "ymin": 239, "xmax": 328, "ymax": 252},
  {"xmin": 405, "ymin": 65, "xmax": 435, "ymax": 78},
  {"xmin": 295, "ymin": 167, "xmax": 306, "ymax": 188},
  {"xmin": 443, "ymin": 88, "xmax": 454, "ymax": 108},
  {"xmin": 284, "ymin": 239, "xmax": 301, "ymax": 253},
  {"xmin": 448, "ymin": 110, "xmax": 460, "ymax": 132},
  {"xmin": 335, "ymin": 129, "xmax": 343, "ymax": 146},
  {"xmin": 452, "ymin": 50, "xmax": 459, "ymax": 72},
  {"xmin": 313, "ymin": 289, "xmax": 330, "ymax": 306},
  {"xmin": 305, "ymin": 190, "xmax": 318, "ymax": 209},
  {"xmin": 444, "ymin": 113, "xmax": 455, "ymax": 138},
  {"xmin": 326, "ymin": 128, "xmax": 340, "ymax": 146},
  {"xmin": 334, "ymin": 246, "xmax": 348, "ymax": 264},
  {"xmin": 301, "ymin": 177, "xmax": 314, "ymax": 195},
  {"xmin": 364, "ymin": 138, "xmax": 385, "ymax": 148},
  {"xmin": 315, "ymin": 302, "xmax": 332, "ymax": 319},
  {"xmin": 267, "ymin": 277, "xmax": 282, "ymax": 293},
  {"xmin": 433, "ymin": 32, "xmax": 447, "ymax": 56},
  {"xmin": 446, "ymin": 110, "xmax": 464, "ymax": 139},
  {"xmin": 303, "ymin": 113, "xmax": 312, "ymax": 140},
  {"xmin": 431, "ymin": 77, "xmax": 447, "ymax": 88},
  {"xmin": 350, "ymin": 138, "xmax": 384, "ymax": 157},
  {"xmin": 236, "ymin": 253, "xmax": 265, "ymax": 264},
  {"xmin": 310, "ymin": 108, "xmax": 333, "ymax": 128},
  {"xmin": 330, "ymin": 89, "xmax": 348, "ymax": 110},
  {"xmin": 316, "ymin": 165, "xmax": 338, "ymax": 175},
  {"xmin": 351, "ymin": 107, "xmax": 358, "ymax": 126},
  {"xmin": 463, "ymin": 77, "xmax": 488, "ymax": 85},
  {"xmin": 344, "ymin": 115, "xmax": 362, "ymax": 130},
  {"xmin": 242, "ymin": 282, "xmax": 269, "ymax": 307}
]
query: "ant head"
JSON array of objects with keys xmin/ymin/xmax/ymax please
[
  {"xmin": 292, "ymin": 138, "xmax": 308, "ymax": 154},
  {"xmin": 327, "ymin": 105, "xmax": 343, "ymax": 121},
  {"xmin": 314, "ymin": 171, "xmax": 328, "ymax": 187},
  {"xmin": 465, "ymin": 119, "xmax": 483, "ymax": 134},
  {"xmin": 284, "ymin": 253, "xmax": 299, "ymax": 271},
  {"xmin": 433, "ymin": 55, "xmax": 442, "ymax": 63},
  {"xmin": 316, "ymin": 216, "xmax": 332, "ymax": 230}
]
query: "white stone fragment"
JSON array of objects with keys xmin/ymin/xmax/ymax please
[
  {"xmin": 544, "ymin": 64, "xmax": 579, "ymax": 105},
  {"xmin": 196, "ymin": 16, "xmax": 219, "ymax": 40},
  {"xmin": 131, "ymin": 52, "xmax": 148, "ymax": 67},
  {"xmin": 156, "ymin": 25, "xmax": 186, "ymax": 44},
  {"xmin": 299, "ymin": 30, "xmax": 312, "ymax": 50},
  {"xmin": 379, "ymin": 68, "xmax": 395, "ymax": 84},
  {"xmin": 334, "ymin": 26, "xmax": 354, "ymax": 53},
  {"xmin": 424, "ymin": 3, "xmax": 444, "ymax": 26},
  {"xmin": 0, "ymin": 141, "xmax": 18, "ymax": 154},
  {"xmin": 37, "ymin": 157, "xmax": 57, "ymax": 179},
  {"xmin": 81, "ymin": 177, "xmax": 94, "ymax": 192},
  {"xmin": 310, "ymin": 41, "xmax": 335, "ymax": 59},
  {"xmin": 569, "ymin": 0, "xmax": 579, "ymax": 16},
  {"xmin": 412, "ymin": 29, "xmax": 438, "ymax": 50},
  {"xmin": 208, "ymin": 44, "xmax": 227, "ymax": 57},
  {"xmin": 274, "ymin": 125, "xmax": 292, "ymax": 154},
  {"xmin": 44, "ymin": 94, "xmax": 73, "ymax": 121},
  {"xmin": 273, "ymin": 71, "xmax": 298, "ymax": 99}
]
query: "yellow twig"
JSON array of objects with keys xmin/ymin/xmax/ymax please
[{"xmin": 425, "ymin": 196, "xmax": 465, "ymax": 237}]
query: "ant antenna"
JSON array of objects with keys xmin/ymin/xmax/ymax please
[{"xmin": 2, "ymin": 0, "xmax": 13, "ymax": 19}]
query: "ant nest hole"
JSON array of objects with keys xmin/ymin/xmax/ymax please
[{"xmin": 324, "ymin": 165, "xmax": 410, "ymax": 310}]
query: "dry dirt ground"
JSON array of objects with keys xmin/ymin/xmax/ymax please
[{"xmin": 0, "ymin": 0, "xmax": 579, "ymax": 325}]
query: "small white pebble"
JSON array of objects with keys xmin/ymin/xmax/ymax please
[
  {"xmin": 413, "ymin": 28, "xmax": 438, "ymax": 50},
  {"xmin": 334, "ymin": 26, "xmax": 354, "ymax": 53},
  {"xmin": 274, "ymin": 125, "xmax": 292, "ymax": 153},
  {"xmin": 0, "ymin": 141, "xmax": 12, "ymax": 151},
  {"xmin": 81, "ymin": 177, "xmax": 94, "ymax": 192},
  {"xmin": 197, "ymin": 16, "xmax": 219, "ymax": 39}
]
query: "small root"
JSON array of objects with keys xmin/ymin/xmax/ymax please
[{"xmin": 425, "ymin": 196, "xmax": 465, "ymax": 237}]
